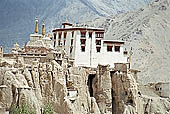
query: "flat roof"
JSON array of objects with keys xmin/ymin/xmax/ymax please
[
  {"xmin": 52, "ymin": 27, "xmax": 104, "ymax": 32},
  {"xmin": 62, "ymin": 22, "xmax": 73, "ymax": 26},
  {"xmin": 30, "ymin": 33, "xmax": 43, "ymax": 37},
  {"xmin": 102, "ymin": 40, "xmax": 125, "ymax": 44}
]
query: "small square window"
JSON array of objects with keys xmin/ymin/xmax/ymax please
[
  {"xmin": 96, "ymin": 47, "xmax": 101, "ymax": 52},
  {"xmin": 81, "ymin": 46, "xmax": 85, "ymax": 52},
  {"xmin": 81, "ymin": 32, "xmax": 86, "ymax": 37},
  {"xmin": 96, "ymin": 40, "xmax": 101, "ymax": 45},
  {"xmin": 124, "ymin": 51, "xmax": 128, "ymax": 55},
  {"xmin": 107, "ymin": 46, "xmax": 112, "ymax": 52},
  {"xmin": 115, "ymin": 46, "xmax": 120, "ymax": 52},
  {"xmin": 80, "ymin": 39, "xmax": 86, "ymax": 45}
]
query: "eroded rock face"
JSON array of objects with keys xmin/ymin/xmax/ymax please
[
  {"xmin": 0, "ymin": 58, "xmax": 170, "ymax": 114},
  {"xmin": 110, "ymin": 69, "xmax": 139, "ymax": 114},
  {"xmin": 0, "ymin": 59, "xmax": 101, "ymax": 114},
  {"xmin": 92, "ymin": 65, "xmax": 112, "ymax": 114}
]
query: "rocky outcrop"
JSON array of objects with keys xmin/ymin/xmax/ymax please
[
  {"xmin": 1, "ymin": 56, "xmax": 170, "ymax": 114},
  {"xmin": 0, "ymin": 58, "xmax": 101, "ymax": 114},
  {"xmin": 110, "ymin": 67, "xmax": 140, "ymax": 114},
  {"xmin": 92, "ymin": 65, "xmax": 112, "ymax": 114}
]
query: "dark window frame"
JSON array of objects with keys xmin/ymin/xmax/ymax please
[
  {"xmin": 58, "ymin": 40, "xmax": 61, "ymax": 46},
  {"xmin": 71, "ymin": 39, "xmax": 74, "ymax": 45},
  {"xmin": 89, "ymin": 32, "xmax": 92, "ymax": 38},
  {"xmin": 64, "ymin": 32, "xmax": 67, "ymax": 38},
  {"xmin": 107, "ymin": 46, "xmax": 113, "ymax": 52},
  {"xmin": 58, "ymin": 32, "xmax": 62, "ymax": 39},
  {"xmin": 96, "ymin": 40, "xmax": 101, "ymax": 45},
  {"xmin": 54, "ymin": 33, "xmax": 56, "ymax": 40},
  {"xmin": 81, "ymin": 46, "xmax": 85, "ymax": 52},
  {"xmin": 70, "ymin": 46, "xmax": 73, "ymax": 53},
  {"xmin": 80, "ymin": 39, "xmax": 86, "ymax": 45},
  {"xmin": 81, "ymin": 32, "xmax": 86, "ymax": 37},
  {"xmin": 96, "ymin": 47, "xmax": 101, "ymax": 52},
  {"xmin": 72, "ymin": 31, "xmax": 74, "ymax": 37},
  {"xmin": 64, "ymin": 40, "xmax": 66, "ymax": 45},
  {"xmin": 115, "ymin": 46, "xmax": 120, "ymax": 52}
]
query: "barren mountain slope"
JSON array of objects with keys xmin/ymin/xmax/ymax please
[{"xmin": 84, "ymin": 0, "xmax": 170, "ymax": 84}]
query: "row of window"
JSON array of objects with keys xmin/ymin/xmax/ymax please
[
  {"xmin": 107, "ymin": 46, "xmax": 120, "ymax": 52},
  {"xmin": 54, "ymin": 31, "xmax": 104, "ymax": 40},
  {"xmin": 81, "ymin": 32, "xmax": 104, "ymax": 38},
  {"xmin": 57, "ymin": 39, "xmax": 120, "ymax": 53},
  {"xmin": 80, "ymin": 46, "xmax": 120, "ymax": 52},
  {"xmin": 54, "ymin": 31, "xmax": 74, "ymax": 40},
  {"xmin": 58, "ymin": 39, "xmax": 74, "ymax": 46},
  {"xmin": 58, "ymin": 39, "xmax": 101, "ymax": 46},
  {"xmin": 80, "ymin": 39, "xmax": 101, "ymax": 45}
]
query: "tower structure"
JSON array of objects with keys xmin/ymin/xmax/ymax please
[
  {"xmin": 42, "ymin": 21, "xmax": 45, "ymax": 36},
  {"xmin": 35, "ymin": 17, "xmax": 39, "ymax": 33},
  {"xmin": 24, "ymin": 17, "xmax": 53, "ymax": 55}
]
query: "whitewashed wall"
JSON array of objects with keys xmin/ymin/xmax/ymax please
[{"xmin": 55, "ymin": 30, "xmax": 127, "ymax": 68}]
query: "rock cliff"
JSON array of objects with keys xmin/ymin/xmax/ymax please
[{"xmin": 1, "ymin": 55, "xmax": 170, "ymax": 114}]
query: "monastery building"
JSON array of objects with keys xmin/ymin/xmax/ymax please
[{"xmin": 52, "ymin": 21, "xmax": 128, "ymax": 68}]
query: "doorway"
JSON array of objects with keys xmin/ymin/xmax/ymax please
[{"xmin": 87, "ymin": 74, "xmax": 95, "ymax": 97}]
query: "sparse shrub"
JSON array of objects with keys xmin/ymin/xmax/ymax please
[
  {"xmin": 43, "ymin": 103, "xmax": 54, "ymax": 114},
  {"xmin": 10, "ymin": 103, "xmax": 36, "ymax": 114}
]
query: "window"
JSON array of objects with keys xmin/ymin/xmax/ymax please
[
  {"xmin": 80, "ymin": 39, "xmax": 86, "ymax": 45},
  {"xmin": 64, "ymin": 32, "xmax": 67, "ymax": 38},
  {"xmin": 115, "ymin": 46, "xmax": 120, "ymax": 52},
  {"xmin": 54, "ymin": 41, "xmax": 56, "ymax": 47},
  {"xmin": 58, "ymin": 40, "xmax": 61, "ymax": 46},
  {"xmin": 81, "ymin": 31, "xmax": 86, "ymax": 37},
  {"xmin": 70, "ymin": 46, "xmax": 73, "ymax": 53},
  {"xmin": 71, "ymin": 39, "xmax": 74, "ymax": 45},
  {"xmin": 89, "ymin": 32, "xmax": 92, "ymax": 38},
  {"xmin": 54, "ymin": 33, "xmax": 56, "ymax": 40},
  {"xmin": 72, "ymin": 31, "xmax": 74, "ymax": 37},
  {"xmin": 107, "ymin": 46, "xmax": 112, "ymax": 52},
  {"xmin": 124, "ymin": 51, "xmax": 128, "ymax": 55},
  {"xmin": 96, "ymin": 47, "xmax": 101, "ymax": 52},
  {"xmin": 95, "ymin": 32, "xmax": 104, "ymax": 38},
  {"xmin": 64, "ymin": 40, "xmax": 66, "ymax": 45},
  {"xmin": 58, "ymin": 32, "xmax": 62, "ymax": 39},
  {"xmin": 81, "ymin": 46, "xmax": 85, "ymax": 52},
  {"xmin": 96, "ymin": 40, "xmax": 101, "ymax": 45}
]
